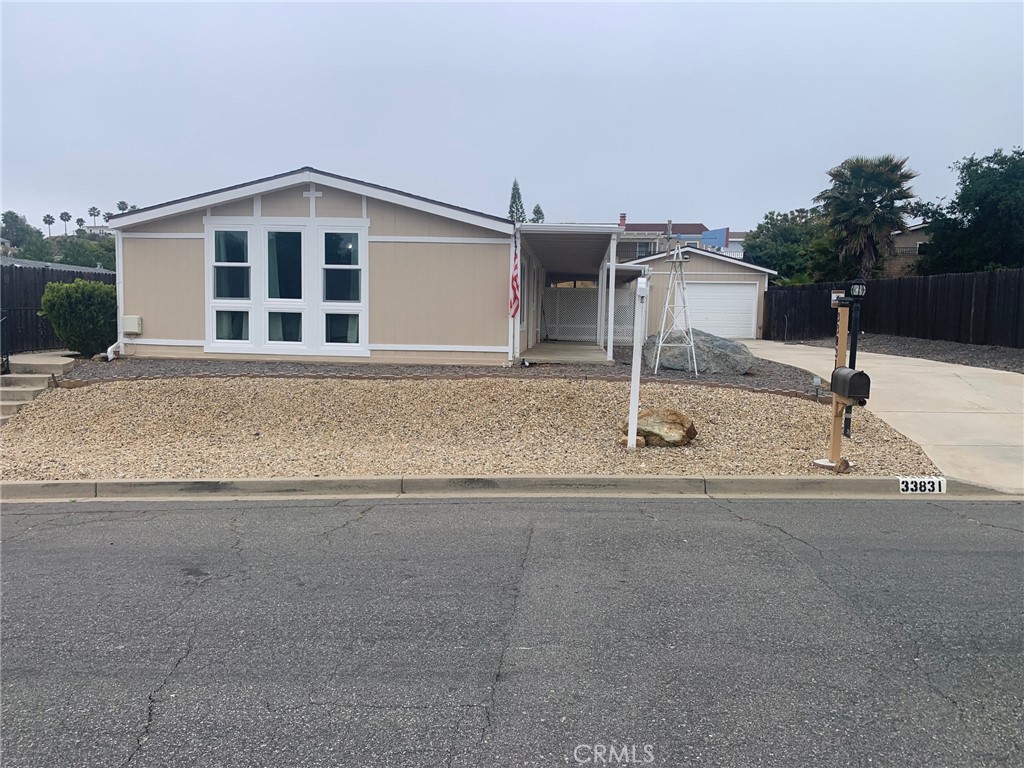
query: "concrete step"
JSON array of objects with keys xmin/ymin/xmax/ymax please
[
  {"xmin": 1, "ymin": 401, "xmax": 25, "ymax": 416},
  {"xmin": 8, "ymin": 355, "xmax": 75, "ymax": 375},
  {"xmin": 0, "ymin": 386, "xmax": 43, "ymax": 402},
  {"xmin": 0, "ymin": 415, "xmax": 10, "ymax": 427},
  {"xmin": 0, "ymin": 373, "xmax": 51, "ymax": 389}
]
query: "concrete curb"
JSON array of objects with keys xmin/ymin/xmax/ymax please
[{"xmin": 1, "ymin": 475, "xmax": 1017, "ymax": 502}]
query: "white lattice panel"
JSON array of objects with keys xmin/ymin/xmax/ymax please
[{"xmin": 543, "ymin": 287, "xmax": 636, "ymax": 343}]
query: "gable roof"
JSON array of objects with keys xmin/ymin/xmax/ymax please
[
  {"xmin": 630, "ymin": 245, "xmax": 778, "ymax": 275},
  {"xmin": 107, "ymin": 167, "xmax": 514, "ymax": 234},
  {"xmin": 623, "ymin": 222, "xmax": 707, "ymax": 235}
]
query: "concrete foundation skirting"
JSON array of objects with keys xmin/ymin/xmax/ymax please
[{"xmin": 1, "ymin": 475, "xmax": 1015, "ymax": 501}]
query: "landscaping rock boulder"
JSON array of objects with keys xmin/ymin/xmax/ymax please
[
  {"xmin": 642, "ymin": 329, "xmax": 756, "ymax": 375},
  {"xmin": 617, "ymin": 407, "xmax": 698, "ymax": 448}
]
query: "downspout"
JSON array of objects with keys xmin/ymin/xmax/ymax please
[{"xmin": 107, "ymin": 229, "xmax": 125, "ymax": 360}]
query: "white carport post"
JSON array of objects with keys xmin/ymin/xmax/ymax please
[
  {"xmin": 597, "ymin": 256, "xmax": 607, "ymax": 349},
  {"xmin": 605, "ymin": 234, "xmax": 618, "ymax": 360}
]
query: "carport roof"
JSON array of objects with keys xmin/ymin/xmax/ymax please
[{"xmin": 518, "ymin": 223, "xmax": 624, "ymax": 282}]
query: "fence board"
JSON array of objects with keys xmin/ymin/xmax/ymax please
[
  {"xmin": 763, "ymin": 268, "xmax": 1023, "ymax": 348},
  {"xmin": 1, "ymin": 263, "xmax": 116, "ymax": 353}
]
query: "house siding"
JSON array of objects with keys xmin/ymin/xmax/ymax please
[
  {"xmin": 122, "ymin": 238, "xmax": 205, "ymax": 340},
  {"xmin": 122, "ymin": 210, "xmax": 205, "ymax": 234},
  {"xmin": 261, "ymin": 186, "xmax": 311, "ymax": 217},
  {"xmin": 367, "ymin": 199, "xmax": 503, "ymax": 238},
  {"xmin": 368, "ymin": 242, "xmax": 509, "ymax": 346}
]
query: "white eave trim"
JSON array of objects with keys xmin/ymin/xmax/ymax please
[
  {"xmin": 630, "ymin": 246, "xmax": 778, "ymax": 275},
  {"xmin": 518, "ymin": 223, "xmax": 626, "ymax": 235},
  {"xmin": 109, "ymin": 169, "xmax": 514, "ymax": 235}
]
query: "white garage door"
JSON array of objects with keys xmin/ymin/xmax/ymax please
[{"xmin": 685, "ymin": 282, "xmax": 759, "ymax": 338}]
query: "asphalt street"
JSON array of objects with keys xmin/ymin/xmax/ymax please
[{"xmin": 1, "ymin": 497, "xmax": 1021, "ymax": 767}]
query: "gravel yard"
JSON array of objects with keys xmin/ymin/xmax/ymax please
[{"xmin": 0, "ymin": 377, "xmax": 937, "ymax": 481}]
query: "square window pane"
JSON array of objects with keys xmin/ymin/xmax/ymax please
[
  {"xmin": 324, "ymin": 269, "xmax": 360, "ymax": 301},
  {"xmin": 325, "ymin": 314, "xmax": 359, "ymax": 344},
  {"xmin": 325, "ymin": 233, "xmax": 358, "ymax": 265},
  {"xmin": 268, "ymin": 231, "xmax": 302, "ymax": 299},
  {"xmin": 215, "ymin": 266, "xmax": 249, "ymax": 299},
  {"xmin": 215, "ymin": 311, "xmax": 249, "ymax": 341},
  {"xmin": 215, "ymin": 231, "xmax": 248, "ymax": 263},
  {"xmin": 268, "ymin": 312, "xmax": 302, "ymax": 342}
]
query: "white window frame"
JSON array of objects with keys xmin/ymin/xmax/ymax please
[
  {"xmin": 318, "ymin": 225, "xmax": 369, "ymax": 351},
  {"xmin": 204, "ymin": 216, "xmax": 370, "ymax": 356},
  {"xmin": 207, "ymin": 226, "xmax": 256, "ymax": 348}
]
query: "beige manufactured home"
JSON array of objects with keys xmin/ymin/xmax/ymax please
[
  {"xmin": 109, "ymin": 168, "xmax": 518, "ymax": 365},
  {"xmin": 108, "ymin": 168, "xmax": 772, "ymax": 366}
]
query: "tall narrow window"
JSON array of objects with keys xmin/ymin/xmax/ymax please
[
  {"xmin": 323, "ymin": 232, "xmax": 360, "ymax": 301},
  {"xmin": 214, "ymin": 231, "xmax": 249, "ymax": 299},
  {"xmin": 268, "ymin": 231, "xmax": 302, "ymax": 299}
]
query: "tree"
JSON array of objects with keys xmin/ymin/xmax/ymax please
[
  {"xmin": 59, "ymin": 211, "xmax": 72, "ymax": 235},
  {"xmin": 88, "ymin": 206, "xmax": 101, "ymax": 225},
  {"xmin": 75, "ymin": 218, "xmax": 86, "ymax": 231},
  {"xmin": 529, "ymin": 204, "xmax": 545, "ymax": 224},
  {"xmin": 116, "ymin": 201, "xmax": 129, "ymax": 212},
  {"xmin": 43, "ymin": 214, "xmax": 55, "ymax": 236},
  {"xmin": 743, "ymin": 208, "xmax": 828, "ymax": 279},
  {"xmin": 129, "ymin": 205, "xmax": 137, "ymax": 211},
  {"xmin": 813, "ymin": 155, "xmax": 918, "ymax": 279},
  {"xmin": 915, "ymin": 147, "xmax": 1024, "ymax": 274},
  {"xmin": 103, "ymin": 212, "xmax": 114, "ymax": 223},
  {"xmin": 508, "ymin": 180, "xmax": 526, "ymax": 223},
  {"xmin": 3, "ymin": 211, "xmax": 46, "ymax": 248}
]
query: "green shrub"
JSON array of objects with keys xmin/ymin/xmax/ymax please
[{"xmin": 39, "ymin": 279, "xmax": 117, "ymax": 358}]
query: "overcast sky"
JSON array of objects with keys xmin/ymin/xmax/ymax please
[{"xmin": 2, "ymin": 2, "xmax": 1022, "ymax": 233}]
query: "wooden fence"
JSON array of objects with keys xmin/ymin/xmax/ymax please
[
  {"xmin": 763, "ymin": 268, "xmax": 1024, "ymax": 348},
  {"xmin": 1, "ymin": 262, "xmax": 116, "ymax": 354}
]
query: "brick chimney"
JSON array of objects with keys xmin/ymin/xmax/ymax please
[{"xmin": 619, "ymin": 212, "xmax": 627, "ymax": 227}]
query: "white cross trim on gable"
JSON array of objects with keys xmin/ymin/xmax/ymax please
[{"xmin": 302, "ymin": 183, "xmax": 322, "ymax": 217}]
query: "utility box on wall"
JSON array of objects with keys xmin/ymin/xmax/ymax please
[{"xmin": 122, "ymin": 315, "xmax": 143, "ymax": 335}]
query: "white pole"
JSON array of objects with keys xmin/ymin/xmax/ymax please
[
  {"xmin": 627, "ymin": 275, "xmax": 650, "ymax": 450},
  {"xmin": 606, "ymin": 235, "xmax": 618, "ymax": 360}
]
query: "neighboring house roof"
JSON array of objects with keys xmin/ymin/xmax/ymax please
[
  {"xmin": 630, "ymin": 245, "xmax": 778, "ymax": 275},
  {"xmin": 107, "ymin": 167, "xmax": 513, "ymax": 233},
  {"xmin": 623, "ymin": 223, "xmax": 708, "ymax": 235},
  {"xmin": 0, "ymin": 254, "xmax": 115, "ymax": 274}
]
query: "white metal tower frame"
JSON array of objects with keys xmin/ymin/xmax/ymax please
[{"xmin": 653, "ymin": 243, "xmax": 699, "ymax": 376}]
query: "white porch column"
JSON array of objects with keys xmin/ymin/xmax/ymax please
[
  {"xmin": 597, "ymin": 257, "xmax": 607, "ymax": 348},
  {"xmin": 606, "ymin": 234, "xmax": 618, "ymax": 360}
]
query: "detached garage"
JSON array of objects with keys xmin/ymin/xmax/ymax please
[{"xmin": 631, "ymin": 247, "xmax": 777, "ymax": 339}]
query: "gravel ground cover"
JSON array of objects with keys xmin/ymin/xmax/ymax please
[
  {"xmin": 1, "ymin": 377, "xmax": 937, "ymax": 481},
  {"xmin": 796, "ymin": 334, "xmax": 1023, "ymax": 374},
  {"xmin": 61, "ymin": 351, "xmax": 823, "ymax": 394}
]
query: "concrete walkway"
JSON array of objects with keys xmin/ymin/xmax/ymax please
[{"xmin": 744, "ymin": 340, "xmax": 1024, "ymax": 495}]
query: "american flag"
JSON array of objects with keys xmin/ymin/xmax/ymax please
[{"xmin": 509, "ymin": 239, "xmax": 520, "ymax": 317}]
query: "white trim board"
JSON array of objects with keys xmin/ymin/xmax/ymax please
[
  {"xmin": 125, "ymin": 338, "xmax": 204, "ymax": 347},
  {"xmin": 368, "ymin": 344, "xmax": 509, "ymax": 353},
  {"xmin": 367, "ymin": 236, "xmax": 512, "ymax": 245},
  {"xmin": 121, "ymin": 232, "xmax": 204, "ymax": 239}
]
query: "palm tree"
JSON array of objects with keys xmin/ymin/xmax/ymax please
[
  {"xmin": 88, "ymin": 206, "xmax": 101, "ymax": 225},
  {"xmin": 103, "ymin": 212, "xmax": 114, "ymax": 223},
  {"xmin": 59, "ymin": 211, "xmax": 72, "ymax": 235},
  {"xmin": 117, "ymin": 201, "xmax": 129, "ymax": 212},
  {"xmin": 75, "ymin": 218, "xmax": 86, "ymax": 231},
  {"xmin": 813, "ymin": 155, "xmax": 918, "ymax": 279},
  {"xmin": 42, "ymin": 214, "xmax": 55, "ymax": 236}
]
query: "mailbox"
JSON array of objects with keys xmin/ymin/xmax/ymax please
[{"xmin": 831, "ymin": 367, "xmax": 870, "ymax": 405}]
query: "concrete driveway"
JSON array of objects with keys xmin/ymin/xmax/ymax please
[{"xmin": 744, "ymin": 340, "xmax": 1024, "ymax": 495}]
